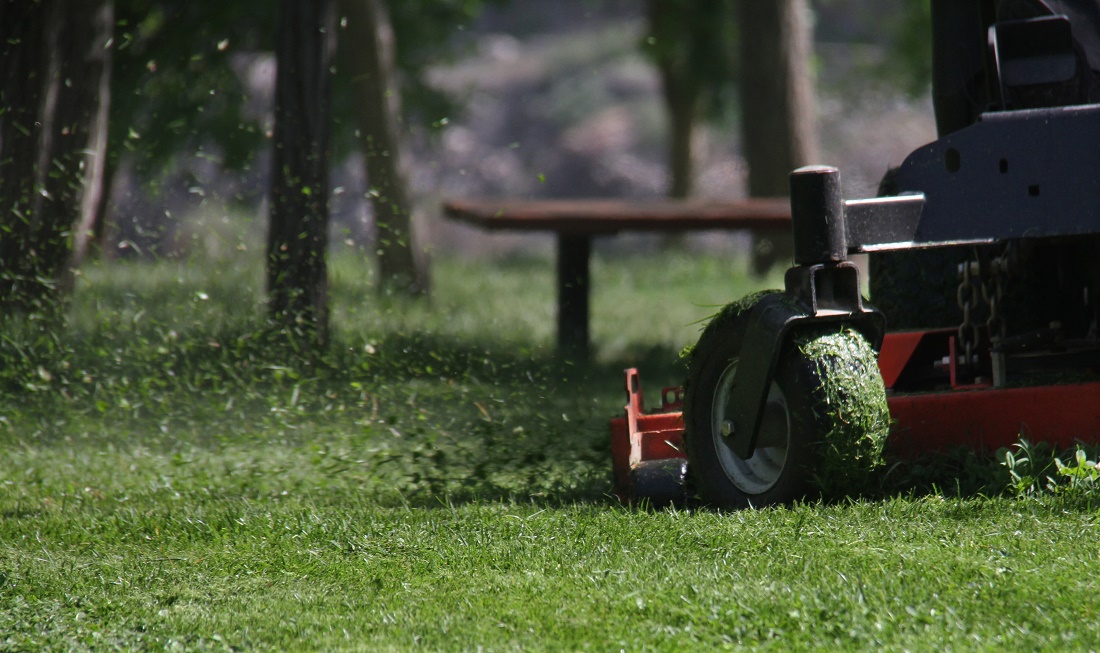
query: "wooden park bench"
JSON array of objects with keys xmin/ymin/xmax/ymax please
[{"xmin": 443, "ymin": 197, "xmax": 792, "ymax": 361}]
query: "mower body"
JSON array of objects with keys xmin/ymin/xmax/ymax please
[{"xmin": 612, "ymin": 0, "xmax": 1100, "ymax": 504}]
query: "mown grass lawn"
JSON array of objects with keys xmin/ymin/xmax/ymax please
[{"xmin": 2, "ymin": 248, "xmax": 1100, "ymax": 651}]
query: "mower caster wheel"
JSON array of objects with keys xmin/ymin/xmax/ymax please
[
  {"xmin": 683, "ymin": 294, "xmax": 889, "ymax": 509},
  {"xmin": 630, "ymin": 459, "xmax": 688, "ymax": 507}
]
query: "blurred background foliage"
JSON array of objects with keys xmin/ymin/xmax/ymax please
[
  {"xmin": 0, "ymin": 0, "xmax": 936, "ymax": 320},
  {"xmin": 91, "ymin": 0, "xmax": 935, "ymax": 245}
]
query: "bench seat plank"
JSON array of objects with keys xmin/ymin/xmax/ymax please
[{"xmin": 444, "ymin": 198, "xmax": 791, "ymax": 234}]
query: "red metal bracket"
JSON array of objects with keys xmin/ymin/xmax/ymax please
[{"xmin": 610, "ymin": 369, "xmax": 686, "ymax": 502}]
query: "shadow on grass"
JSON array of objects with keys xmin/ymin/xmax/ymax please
[
  {"xmin": 358, "ymin": 334, "xmax": 1029, "ymax": 511},
  {"xmin": 13, "ymin": 313, "xmax": 1062, "ymax": 512},
  {"xmin": 345, "ymin": 332, "xmax": 689, "ymax": 509},
  {"xmin": 0, "ymin": 313, "xmax": 694, "ymax": 509}
]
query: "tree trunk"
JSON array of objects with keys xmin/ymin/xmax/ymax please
[
  {"xmin": 340, "ymin": 0, "xmax": 429, "ymax": 297},
  {"xmin": 666, "ymin": 87, "xmax": 697, "ymax": 200},
  {"xmin": 646, "ymin": 0, "xmax": 700, "ymax": 200},
  {"xmin": 737, "ymin": 0, "xmax": 819, "ymax": 272},
  {"xmin": 267, "ymin": 0, "xmax": 337, "ymax": 345},
  {"xmin": 64, "ymin": 0, "xmax": 114, "ymax": 284},
  {"xmin": 0, "ymin": 0, "xmax": 114, "ymax": 313},
  {"xmin": 656, "ymin": 48, "xmax": 698, "ymax": 250}
]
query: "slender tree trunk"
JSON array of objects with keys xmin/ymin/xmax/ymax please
[
  {"xmin": 666, "ymin": 89, "xmax": 697, "ymax": 199},
  {"xmin": 340, "ymin": 0, "xmax": 429, "ymax": 296},
  {"xmin": 656, "ymin": 58, "xmax": 698, "ymax": 249},
  {"xmin": 737, "ymin": 0, "xmax": 819, "ymax": 272},
  {"xmin": 646, "ymin": 0, "xmax": 700, "ymax": 200},
  {"xmin": 0, "ymin": 0, "xmax": 113, "ymax": 313},
  {"xmin": 267, "ymin": 0, "xmax": 337, "ymax": 345},
  {"xmin": 64, "ymin": 0, "xmax": 114, "ymax": 285},
  {"xmin": 89, "ymin": 154, "xmax": 117, "ymax": 254}
]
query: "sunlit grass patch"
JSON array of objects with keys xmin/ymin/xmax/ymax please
[
  {"xmin": 4, "ymin": 250, "xmax": 1100, "ymax": 650},
  {"xmin": 3, "ymin": 492, "xmax": 1100, "ymax": 650}
]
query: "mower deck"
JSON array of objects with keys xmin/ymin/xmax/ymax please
[{"xmin": 611, "ymin": 331, "xmax": 1100, "ymax": 503}]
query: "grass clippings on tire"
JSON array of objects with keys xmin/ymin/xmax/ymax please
[{"xmin": 795, "ymin": 326, "xmax": 890, "ymax": 498}]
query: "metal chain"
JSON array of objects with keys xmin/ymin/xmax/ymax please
[
  {"xmin": 957, "ymin": 248, "xmax": 1012, "ymax": 371},
  {"xmin": 983, "ymin": 254, "xmax": 1009, "ymax": 341},
  {"xmin": 956, "ymin": 260, "xmax": 981, "ymax": 367}
]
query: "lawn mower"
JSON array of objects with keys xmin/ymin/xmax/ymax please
[{"xmin": 612, "ymin": 0, "xmax": 1100, "ymax": 508}]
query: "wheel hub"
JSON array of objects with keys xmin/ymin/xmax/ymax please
[{"xmin": 712, "ymin": 359, "xmax": 791, "ymax": 495}]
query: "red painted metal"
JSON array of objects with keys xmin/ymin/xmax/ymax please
[
  {"xmin": 610, "ymin": 369, "xmax": 686, "ymax": 502},
  {"xmin": 611, "ymin": 330, "xmax": 1100, "ymax": 502},
  {"xmin": 886, "ymin": 382, "xmax": 1100, "ymax": 457},
  {"xmin": 878, "ymin": 331, "xmax": 926, "ymax": 388}
]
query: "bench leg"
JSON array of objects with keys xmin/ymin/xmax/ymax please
[{"xmin": 556, "ymin": 234, "xmax": 591, "ymax": 361}]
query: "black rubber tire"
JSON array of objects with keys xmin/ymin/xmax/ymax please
[{"xmin": 683, "ymin": 294, "xmax": 890, "ymax": 509}]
